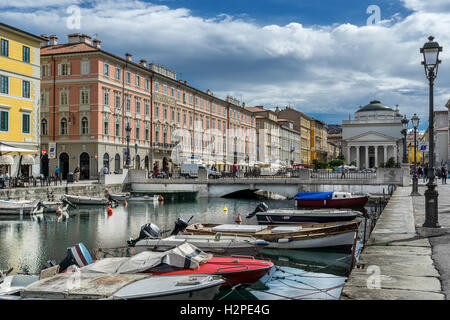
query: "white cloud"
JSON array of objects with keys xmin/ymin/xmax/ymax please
[{"xmin": 1, "ymin": 0, "xmax": 449, "ymax": 126}]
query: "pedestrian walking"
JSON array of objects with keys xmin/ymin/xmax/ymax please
[
  {"xmin": 74, "ymin": 165, "xmax": 80, "ymax": 182},
  {"xmin": 340, "ymin": 165, "xmax": 346, "ymax": 179},
  {"xmin": 441, "ymin": 165, "xmax": 447, "ymax": 184},
  {"xmin": 232, "ymin": 163, "xmax": 238, "ymax": 178},
  {"xmin": 103, "ymin": 166, "xmax": 109, "ymax": 175}
]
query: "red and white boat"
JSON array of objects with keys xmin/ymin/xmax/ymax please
[
  {"xmin": 294, "ymin": 192, "xmax": 368, "ymax": 208},
  {"xmin": 58, "ymin": 243, "xmax": 273, "ymax": 288}
]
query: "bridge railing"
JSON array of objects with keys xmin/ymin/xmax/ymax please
[{"xmin": 310, "ymin": 170, "xmax": 376, "ymax": 180}]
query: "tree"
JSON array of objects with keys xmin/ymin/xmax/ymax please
[{"xmin": 385, "ymin": 157, "xmax": 396, "ymax": 168}]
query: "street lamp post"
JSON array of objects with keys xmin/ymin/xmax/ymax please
[
  {"xmin": 401, "ymin": 115, "xmax": 409, "ymax": 164},
  {"xmin": 411, "ymin": 113, "xmax": 420, "ymax": 196},
  {"xmin": 420, "ymin": 36, "xmax": 442, "ymax": 228},
  {"xmin": 125, "ymin": 123, "xmax": 132, "ymax": 168}
]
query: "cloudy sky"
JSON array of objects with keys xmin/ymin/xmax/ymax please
[{"xmin": 1, "ymin": 0, "xmax": 449, "ymax": 129}]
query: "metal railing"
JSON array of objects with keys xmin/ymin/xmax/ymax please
[{"xmin": 310, "ymin": 170, "xmax": 376, "ymax": 180}]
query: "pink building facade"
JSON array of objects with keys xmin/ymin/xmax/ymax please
[{"xmin": 40, "ymin": 33, "xmax": 256, "ymax": 179}]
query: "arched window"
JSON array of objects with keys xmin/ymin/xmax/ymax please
[
  {"xmin": 115, "ymin": 119, "xmax": 120, "ymax": 136},
  {"xmin": 81, "ymin": 117, "xmax": 89, "ymax": 135},
  {"xmin": 60, "ymin": 118, "xmax": 67, "ymax": 135},
  {"xmin": 41, "ymin": 119, "xmax": 48, "ymax": 135}
]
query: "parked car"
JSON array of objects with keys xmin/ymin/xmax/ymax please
[{"xmin": 180, "ymin": 163, "xmax": 221, "ymax": 179}]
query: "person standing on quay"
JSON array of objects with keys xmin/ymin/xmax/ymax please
[
  {"xmin": 74, "ymin": 165, "xmax": 80, "ymax": 182},
  {"xmin": 232, "ymin": 163, "xmax": 238, "ymax": 179},
  {"xmin": 441, "ymin": 165, "xmax": 447, "ymax": 184}
]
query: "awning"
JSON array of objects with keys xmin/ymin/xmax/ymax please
[
  {"xmin": 0, "ymin": 143, "xmax": 38, "ymax": 155},
  {"xmin": 0, "ymin": 155, "xmax": 14, "ymax": 165},
  {"xmin": 21, "ymin": 155, "xmax": 37, "ymax": 165}
]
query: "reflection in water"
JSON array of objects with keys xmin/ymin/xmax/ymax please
[{"xmin": 0, "ymin": 198, "xmax": 379, "ymax": 300}]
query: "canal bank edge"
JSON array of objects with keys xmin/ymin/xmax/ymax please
[{"xmin": 341, "ymin": 187, "xmax": 445, "ymax": 300}]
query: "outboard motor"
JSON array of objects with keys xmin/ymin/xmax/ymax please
[
  {"xmin": 170, "ymin": 216, "xmax": 193, "ymax": 236},
  {"xmin": 246, "ymin": 202, "xmax": 269, "ymax": 219},
  {"xmin": 127, "ymin": 223, "xmax": 161, "ymax": 246},
  {"xmin": 61, "ymin": 196, "xmax": 76, "ymax": 209},
  {"xmin": 43, "ymin": 243, "xmax": 93, "ymax": 273}
]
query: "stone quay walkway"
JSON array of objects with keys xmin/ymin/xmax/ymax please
[{"xmin": 341, "ymin": 182, "xmax": 450, "ymax": 300}]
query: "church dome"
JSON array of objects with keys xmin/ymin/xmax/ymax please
[{"xmin": 356, "ymin": 100, "xmax": 393, "ymax": 113}]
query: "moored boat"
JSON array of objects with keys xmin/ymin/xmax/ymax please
[
  {"xmin": 0, "ymin": 273, "xmax": 224, "ymax": 300},
  {"xmin": 185, "ymin": 220, "xmax": 361, "ymax": 250},
  {"xmin": 253, "ymin": 207, "xmax": 361, "ymax": 225},
  {"xmin": 64, "ymin": 194, "xmax": 108, "ymax": 205},
  {"xmin": 294, "ymin": 192, "xmax": 368, "ymax": 208}
]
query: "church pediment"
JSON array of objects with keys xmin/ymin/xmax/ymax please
[{"xmin": 347, "ymin": 131, "xmax": 397, "ymax": 142}]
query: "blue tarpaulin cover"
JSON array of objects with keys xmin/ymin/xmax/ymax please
[{"xmin": 294, "ymin": 192, "xmax": 333, "ymax": 200}]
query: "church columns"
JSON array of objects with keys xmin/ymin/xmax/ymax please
[
  {"xmin": 383, "ymin": 145, "xmax": 387, "ymax": 163},
  {"xmin": 347, "ymin": 146, "xmax": 351, "ymax": 165},
  {"xmin": 394, "ymin": 145, "xmax": 398, "ymax": 163},
  {"xmin": 356, "ymin": 146, "xmax": 360, "ymax": 169},
  {"xmin": 375, "ymin": 146, "xmax": 378, "ymax": 167},
  {"xmin": 365, "ymin": 146, "xmax": 369, "ymax": 169}
]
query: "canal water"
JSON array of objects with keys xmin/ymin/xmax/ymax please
[{"xmin": 0, "ymin": 198, "xmax": 378, "ymax": 300}]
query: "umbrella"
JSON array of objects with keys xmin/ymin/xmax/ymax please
[{"xmin": 0, "ymin": 142, "xmax": 38, "ymax": 155}]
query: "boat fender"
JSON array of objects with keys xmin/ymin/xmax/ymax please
[
  {"xmin": 235, "ymin": 213, "xmax": 242, "ymax": 224},
  {"xmin": 214, "ymin": 232, "xmax": 221, "ymax": 242},
  {"xmin": 224, "ymin": 206, "xmax": 228, "ymax": 212},
  {"xmin": 107, "ymin": 205, "xmax": 113, "ymax": 215},
  {"xmin": 276, "ymin": 238, "xmax": 293, "ymax": 243},
  {"xmin": 124, "ymin": 200, "xmax": 128, "ymax": 207},
  {"xmin": 158, "ymin": 195, "xmax": 164, "ymax": 202}
]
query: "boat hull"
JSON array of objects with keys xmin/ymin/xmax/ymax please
[
  {"xmin": 296, "ymin": 196, "xmax": 368, "ymax": 208},
  {"xmin": 64, "ymin": 195, "xmax": 108, "ymax": 205},
  {"xmin": 150, "ymin": 257, "xmax": 273, "ymax": 287},
  {"xmin": 266, "ymin": 229, "xmax": 357, "ymax": 249},
  {"xmin": 255, "ymin": 212, "xmax": 358, "ymax": 225}
]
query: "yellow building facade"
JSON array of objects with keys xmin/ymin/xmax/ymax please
[{"xmin": 0, "ymin": 23, "xmax": 42, "ymax": 176}]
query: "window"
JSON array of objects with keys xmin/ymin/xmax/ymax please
[
  {"xmin": 1, "ymin": 75, "xmax": 8, "ymax": 94},
  {"xmin": 145, "ymin": 100, "xmax": 150, "ymax": 116},
  {"xmin": 195, "ymin": 97, "xmax": 198, "ymax": 107},
  {"xmin": 126, "ymin": 95, "xmax": 131, "ymax": 112},
  {"xmin": 136, "ymin": 75, "xmax": 140, "ymax": 87},
  {"xmin": 60, "ymin": 90, "xmax": 68, "ymax": 105},
  {"xmin": 114, "ymin": 91, "xmax": 121, "ymax": 109},
  {"xmin": 81, "ymin": 117, "xmax": 89, "ymax": 135},
  {"xmin": 22, "ymin": 46, "xmax": 30, "ymax": 63},
  {"xmin": 126, "ymin": 71, "xmax": 131, "ymax": 84},
  {"xmin": 104, "ymin": 63, "xmax": 109, "ymax": 77},
  {"xmin": 177, "ymin": 89, "xmax": 180, "ymax": 100},
  {"xmin": 189, "ymin": 94, "xmax": 193, "ymax": 105},
  {"xmin": 41, "ymin": 119, "xmax": 48, "ymax": 135},
  {"xmin": 155, "ymin": 81, "xmax": 159, "ymax": 92},
  {"xmin": 59, "ymin": 63, "xmax": 70, "ymax": 76},
  {"xmin": 183, "ymin": 111, "xmax": 187, "ymax": 127},
  {"xmin": 0, "ymin": 110, "xmax": 8, "ymax": 131},
  {"xmin": 81, "ymin": 60, "xmax": 90, "ymax": 75},
  {"xmin": 145, "ymin": 78, "xmax": 149, "ymax": 90},
  {"xmin": 145, "ymin": 127, "xmax": 149, "ymax": 140},
  {"xmin": 60, "ymin": 118, "xmax": 67, "ymax": 135},
  {"xmin": 22, "ymin": 80, "xmax": 30, "ymax": 98},
  {"xmin": 103, "ymin": 117, "xmax": 108, "ymax": 135},
  {"xmin": 115, "ymin": 67, "xmax": 121, "ymax": 80},
  {"xmin": 155, "ymin": 126, "xmax": 159, "ymax": 142},
  {"xmin": 41, "ymin": 90, "xmax": 49, "ymax": 106},
  {"xmin": 182, "ymin": 92, "xmax": 186, "ymax": 103},
  {"xmin": 163, "ymin": 106, "xmax": 167, "ymax": 120},
  {"xmin": 171, "ymin": 87, "xmax": 174, "ymax": 97},
  {"xmin": 103, "ymin": 88, "xmax": 110, "ymax": 106},
  {"xmin": 80, "ymin": 88, "xmax": 89, "ymax": 105},
  {"xmin": 135, "ymin": 97, "xmax": 141, "ymax": 113},
  {"xmin": 41, "ymin": 64, "xmax": 49, "ymax": 78},
  {"xmin": 135, "ymin": 126, "xmax": 140, "ymax": 140},
  {"xmin": 155, "ymin": 103, "xmax": 160, "ymax": 118},
  {"xmin": 163, "ymin": 84, "xmax": 167, "ymax": 95},
  {"xmin": 177, "ymin": 109, "xmax": 180, "ymax": 123},
  {"xmin": 171, "ymin": 107, "xmax": 174, "ymax": 121},
  {"xmin": 115, "ymin": 119, "xmax": 120, "ymax": 136},
  {"xmin": 1, "ymin": 39, "xmax": 8, "ymax": 57}
]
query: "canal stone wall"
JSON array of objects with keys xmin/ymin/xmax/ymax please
[{"xmin": 0, "ymin": 183, "xmax": 127, "ymax": 201}]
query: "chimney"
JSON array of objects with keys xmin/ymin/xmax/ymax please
[
  {"xmin": 79, "ymin": 34, "xmax": 92, "ymax": 45},
  {"xmin": 125, "ymin": 53, "xmax": 132, "ymax": 61},
  {"xmin": 92, "ymin": 39, "xmax": 101, "ymax": 48},
  {"xmin": 40, "ymin": 34, "xmax": 49, "ymax": 47},
  {"xmin": 139, "ymin": 59, "xmax": 147, "ymax": 67},
  {"xmin": 49, "ymin": 35, "xmax": 58, "ymax": 46},
  {"xmin": 67, "ymin": 33, "xmax": 81, "ymax": 44}
]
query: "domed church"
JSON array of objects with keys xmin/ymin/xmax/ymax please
[{"xmin": 342, "ymin": 100, "xmax": 404, "ymax": 169}]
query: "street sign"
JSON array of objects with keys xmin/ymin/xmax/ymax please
[
  {"xmin": 48, "ymin": 142, "xmax": 56, "ymax": 159},
  {"xmin": 41, "ymin": 149, "xmax": 46, "ymax": 156}
]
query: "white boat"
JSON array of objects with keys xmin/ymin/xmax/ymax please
[
  {"xmin": 0, "ymin": 273, "xmax": 224, "ymax": 300},
  {"xmin": 64, "ymin": 195, "xmax": 108, "ymax": 205},
  {"xmin": 133, "ymin": 234, "xmax": 269, "ymax": 256},
  {"xmin": 185, "ymin": 220, "xmax": 360, "ymax": 250},
  {"xmin": 126, "ymin": 195, "xmax": 162, "ymax": 202}
]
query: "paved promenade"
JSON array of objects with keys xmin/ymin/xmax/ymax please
[{"xmin": 341, "ymin": 182, "xmax": 449, "ymax": 300}]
